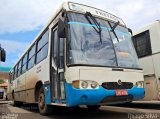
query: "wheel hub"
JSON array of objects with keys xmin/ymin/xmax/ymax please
[{"xmin": 39, "ymin": 93, "xmax": 45, "ymax": 109}]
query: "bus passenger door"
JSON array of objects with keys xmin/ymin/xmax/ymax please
[{"xmin": 51, "ymin": 28, "xmax": 65, "ymax": 103}]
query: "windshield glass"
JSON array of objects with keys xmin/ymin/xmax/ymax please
[
  {"xmin": 109, "ymin": 22, "xmax": 139, "ymax": 68},
  {"xmin": 67, "ymin": 12, "xmax": 139, "ymax": 68}
]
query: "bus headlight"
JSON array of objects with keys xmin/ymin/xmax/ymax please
[
  {"xmin": 81, "ymin": 81, "xmax": 88, "ymax": 89},
  {"xmin": 136, "ymin": 81, "xmax": 144, "ymax": 88},
  {"xmin": 91, "ymin": 81, "xmax": 98, "ymax": 88},
  {"xmin": 72, "ymin": 80, "xmax": 99, "ymax": 89}
]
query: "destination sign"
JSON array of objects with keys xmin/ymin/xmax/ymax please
[{"xmin": 68, "ymin": 2, "xmax": 125, "ymax": 25}]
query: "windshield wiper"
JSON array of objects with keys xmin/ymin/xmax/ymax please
[
  {"xmin": 108, "ymin": 21, "xmax": 120, "ymax": 42},
  {"xmin": 85, "ymin": 12, "xmax": 102, "ymax": 43}
]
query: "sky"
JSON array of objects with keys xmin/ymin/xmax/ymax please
[{"xmin": 0, "ymin": 0, "xmax": 160, "ymax": 67}]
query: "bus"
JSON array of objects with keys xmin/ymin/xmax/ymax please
[
  {"xmin": 132, "ymin": 20, "xmax": 160, "ymax": 101},
  {"xmin": 7, "ymin": 2, "xmax": 145, "ymax": 115}
]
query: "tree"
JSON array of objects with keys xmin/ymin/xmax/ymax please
[{"xmin": 0, "ymin": 79, "xmax": 4, "ymax": 84}]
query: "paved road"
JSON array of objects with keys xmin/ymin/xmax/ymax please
[{"xmin": 0, "ymin": 101, "xmax": 160, "ymax": 119}]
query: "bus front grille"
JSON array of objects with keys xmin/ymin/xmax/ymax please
[{"xmin": 102, "ymin": 82, "xmax": 133, "ymax": 90}]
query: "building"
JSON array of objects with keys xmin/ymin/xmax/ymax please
[{"xmin": 0, "ymin": 66, "xmax": 11, "ymax": 99}]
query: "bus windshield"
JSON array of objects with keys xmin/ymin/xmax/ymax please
[{"xmin": 67, "ymin": 12, "xmax": 139, "ymax": 68}]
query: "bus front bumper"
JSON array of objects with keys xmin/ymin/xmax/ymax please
[{"xmin": 65, "ymin": 83, "xmax": 145, "ymax": 107}]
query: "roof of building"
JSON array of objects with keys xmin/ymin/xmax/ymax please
[{"xmin": 0, "ymin": 82, "xmax": 8, "ymax": 87}]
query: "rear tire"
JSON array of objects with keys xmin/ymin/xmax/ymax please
[
  {"xmin": 38, "ymin": 87, "xmax": 52, "ymax": 115},
  {"xmin": 87, "ymin": 105, "xmax": 101, "ymax": 110},
  {"xmin": 13, "ymin": 101, "xmax": 23, "ymax": 107},
  {"xmin": 12, "ymin": 93, "xmax": 23, "ymax": 107},
  {"xmin": 125, "ymin": 101, "xmax": 132, "ymax": 104}
]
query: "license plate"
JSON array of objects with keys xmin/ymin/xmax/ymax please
[{"xmin": 115, "ymin": 90, "xmax": 128, "ymax": 96}]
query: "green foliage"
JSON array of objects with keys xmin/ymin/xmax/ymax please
[{"xmin": 0, "ymin": 79, "xmax": 4, "ymax": 84}]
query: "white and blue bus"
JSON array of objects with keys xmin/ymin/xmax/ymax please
[{"xmin": 7, "ymin": 2, "xmax": 145, "ymax": 115}]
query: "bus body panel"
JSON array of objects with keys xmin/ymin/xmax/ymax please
[
  {"xmin": 65, "ymin": 83, "xmax": 145, "ymax": 107},
  {"xmin": 8, "ymin": 57, "xmax": 50, "ymax": 103},
  {"xmin": 139, "ymin": 56, "xmax": 154, "ymax": 76},
  {"xmin": 64, "ymin": 66, "xmax": 145, "ymax": 106},
  {"xmin": 65, "ymin": 66, "xmax": 144, "ymax": 85}
]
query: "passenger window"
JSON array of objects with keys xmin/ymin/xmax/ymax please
[
  {"xmin": 53, "ymin": 29, "xmax": 64, "ymax": 68},
  {"xmin": 14, "ymin": 66, "xmax": 17, "ymax": 79},
  {"xmin": 9, "ymin": 70, "xmax": 13, "ymax": 83},
  {"xmin": 36, "ymin": 44, "xmax": 48, "ymax": 63},
  {"xmin": 53, "ymin": 30, "xmax": 58, "ymax": 66},
  {"xmin": 28, "ymin": 44, "xmax": 35, "ymax": 69},
  {"xmin": 17, "ymin": 60, "xmax": 22, "ymax": 76},
  {"xmin": 22, "ymin": 54, "xmax": 27, "ymax": 74},
  {"xmin": 37, "ymin": 30, "xmax": 49, "ymax": 51},
  {"xmin": 36, "ymin": 30, "xmax": 49, "ymax": 64},
  {"xmin": 132, "ymin": 30, "xmax": 152, "ymax": 58},
  {"xmin": 59, "ymin": 38, "xmax": 64, "ymax": 68},
  {"xmin": 29, "ymin": 45, "xmax": 35, "ymax": 59}
]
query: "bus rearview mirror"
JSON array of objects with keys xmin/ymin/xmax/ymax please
[
  {"xmin": 58, "ymin": 19, "xmax": 66, "ymax": 38},
  {"xmin": 0, "ymin": 48, "xmax": 6, "ymax": 62},
  {"xmin": 128, "ymin": 28, "xmax": 133, "ymax": 35}
]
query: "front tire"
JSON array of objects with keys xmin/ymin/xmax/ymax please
[
  {"xmin": 13, "ymin": 101, "xmax": 23, "ymax": 107},
  {"xmin": 87, "ymin": 105, "xmax": 101, "ymax": 110},
  {"xmin": 38, "ymin": 87, "xmax": 52, "ymax": 115}
]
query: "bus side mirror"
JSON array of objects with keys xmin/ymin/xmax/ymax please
[
  {"xmin": 128, "ymin": 28, "xmax": 133, "ymax": 35},
  {"xmin": 0, "ymin": 48, "xmax": 6, "ymax": 62},
  {"xmin": 58, "ymin": 19, "xmax": 66, "ymax": 38}
]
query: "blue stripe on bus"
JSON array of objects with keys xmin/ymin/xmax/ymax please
[
  {"xmin": 44, "ymin": 84, "xmax": 51, "ymax": 104},
  {"xmin": 67, "ymin": 21, "xmax": 130, "ymax": 36},
  {"xmin": 65, "ymin": 83, "xmax": 145, "ymax": 107}
]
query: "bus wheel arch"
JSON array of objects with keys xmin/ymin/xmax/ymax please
[{"xmin": 35, "ymin": 81, "xmax": 43, "ymax": 102}]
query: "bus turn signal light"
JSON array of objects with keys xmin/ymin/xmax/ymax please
[{"xmin": 72, "ymin": 80, "xmax": 79, "ymax": 88}]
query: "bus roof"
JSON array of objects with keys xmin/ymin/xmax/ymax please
[{"xmin": 12, "ymin": 1, "xmax": 126, "ymax": 69}]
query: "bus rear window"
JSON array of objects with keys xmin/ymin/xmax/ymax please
[{"xmin": 132, "ymin": 30, "xmax": 152, "ymax": 58}]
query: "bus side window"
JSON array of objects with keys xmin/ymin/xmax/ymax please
[
  {"xmin": 53, "ymin": 30, "xmax": 58, "ymax": 66},
  {"xmin": 9, "ymin": 71, "xmax": 13, "ymax": 83},
  {"xmin": 132, "ymin": 30, "xmax": 152, "ymax": 58},
  {"xmin": 36, "ymin": 30, "xmax": 49, "ymax": 64},
  {"xmin": 28, "ymin": 44, "xmax": 36, "ymax": 70},
  {"xmin": 14, "ymin": 66, "xmax": 17, "ymax": 79},
  {"xmin": 22, "ymin": 53, "xmax": 27, "ymax": 74},
  {"xmin": 53, "ymin": 30, "xmax": 64, "ymax": 68},
  {"xmin": 59, "ymin": 38, "xmax": 64, "ymax": 68},
  {"xmin": 12, "ymin": 68, "xmax": 15, "ymax": 80},
  {"xmin": 17, "ymin": 60, "xmax": 22, "ymax": 77}
]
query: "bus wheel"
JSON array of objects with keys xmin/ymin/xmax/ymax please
[
  {"xmin": 38, "ymin": 87, "xmax": 52, "ymax": 115},
  {"xmin": 12, "ymin": 93, "xmax": 23, "ymax": 107},
  {"xmin": 13, "ymin": 101, "xmax": 23, "ymax": 107},
  {"xmin": 87, "ymin": 105, "xmax": 101, "ymax": 110}
]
